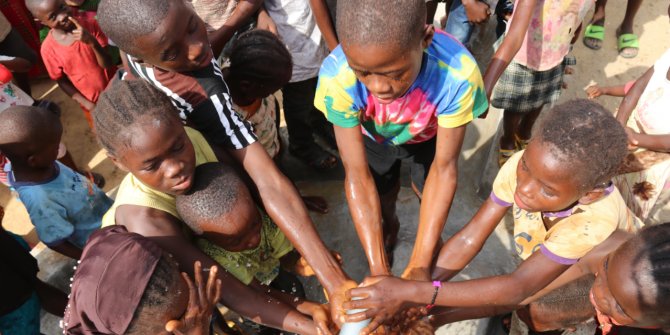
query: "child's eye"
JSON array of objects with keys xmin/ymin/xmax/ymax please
[
  {"xmin": 143, "ymin": 162, "xmax": 159, "ymax": 171},
  {"xmin": 171, "ymin": 142, "xmax": 184, "ymax": 153},
  {"xmin": 540, "ymin": 188, "xmax": 555, "ymax": 197}
]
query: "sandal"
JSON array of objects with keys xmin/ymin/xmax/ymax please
[
  {"xmin": 498, "ymin": 148, "xmax": 516, "ymax": 167},
  {"xmin": 617, "ymin": 30, "xmax": 639, "ymax": 58},
  {"xmin": 514, "ymin": 134, "xmax": 530, "ymax": 151},
  {"xmin": 288, "ymin": 144, "xmax": 337, "ymax": 170},
  {"xmin": 583, "ymin": 23, "xmax": 605, "ymax": 50}
]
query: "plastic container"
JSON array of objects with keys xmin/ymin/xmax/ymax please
[{"xmin": 339, "ymin": 297, "xmax": 371, "ymax": 335}]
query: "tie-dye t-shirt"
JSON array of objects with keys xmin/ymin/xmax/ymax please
[{"xmin": 314, "ymin": 30, "xmax": 487, "ymax": 145}]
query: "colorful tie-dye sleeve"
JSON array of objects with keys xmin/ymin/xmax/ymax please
[
  {"xmin": 314, "ymin": 48, "xmax": 361, "ymax": 128},
  {"xmin": 436, "ymin": 53, "xmax": 488, "ymax": 129}
]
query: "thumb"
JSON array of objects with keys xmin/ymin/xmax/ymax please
[{"xmin": 68, "ymin": 16, "xmax": 82, "ymax": 29}]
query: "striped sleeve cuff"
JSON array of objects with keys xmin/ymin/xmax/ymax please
[
  {"xmin": 490, "ymin": 192, "xmax": 513, "ymax": 207},
  {"xmin": 540, "ymin": 245, "xmax": 579, "ymax": 265}
]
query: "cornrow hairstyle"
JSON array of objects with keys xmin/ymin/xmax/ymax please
[
  {"xmin": 530, "ymin": 275, "xmax": 596, "ymax": 329},
  {"xmin": 534, "ymin": 99, "xmax": 628, "ymax": 191},
  {"xmin": 337, "ymin": 0, "xmax": 425, "ymax": 49},
  {"xmin": 630, "ymin": 223, "xmax": 670, "ymax": 330},
  {"xmin": 94, "ymin": 78, "xmax": 178, "ymax": 156},
  {"xmin": 228, "ymin": 29, "xmax": 292, "ymax": 91},
  {"xmin": 175, "ymin": 162, "xmax": 248, "ymax": 235},
  {"xmin": 97, "ymin": 0, "xmax": 172, "ymax": 55},
  {"xmin": 126, "ymin": 254, "xmax": 183, "ymax": 334}
]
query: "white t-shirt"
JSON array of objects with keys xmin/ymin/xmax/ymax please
[
  {"xmin": 264, "ymin": 0, "xmax": 329, "ymax": 82},
  {"xmin": 633, "ymin": 48, "xmax": 670, "ymax": 135}
]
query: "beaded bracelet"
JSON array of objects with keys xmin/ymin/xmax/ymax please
[{"xmin": 426, "ymin": 281, "xmax": 441, "ymax": 310}]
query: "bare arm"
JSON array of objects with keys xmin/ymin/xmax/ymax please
[
  {"xmin": 309, "ymin": 0, "xmax": 338, "ymax": 51},
  {"xmin": 432, "ymin": 197, "xmax": 509, "ymax": 281},
  {"xmin": 228, "ymin": 142, "xmax": 355, "ymax": 325},
  {"xmin": 209, "ymin": 0, "xmax": 263, "ymax": 56},
  {"xmin": 114, "ymin": 205, "xmax": 318, "ymax": 334},
  {"xmin": 56, "ymin": 77, "xmax": 95, "ymax": 110},
  {"xmin": 630, "ymin": 133, "xmax": 670, "ymax": 152},
  {"xmin": 482, "ymin": 0, "xmax": 536, "ymax": 98},
  {"xmin": 616, "ymin": 66, "xmax": 654, "ymax": 125},
  {"xmin": 334, "ymin": 125, "xmax": 390, "ymax": 276},
  {"xmin": 404, "ymin": 125, "xmax": 466, "ymax": 280}
]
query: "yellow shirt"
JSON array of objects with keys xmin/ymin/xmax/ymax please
[
  {"xmin": 102, "ymin": 127, "xmax": 218, "ymax": 227},
  {"xmin": 491, "ymin": 151, "xmax": 641, "ymax": 264}
]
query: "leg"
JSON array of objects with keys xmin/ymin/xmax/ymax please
[
  {"xmin": 517, "ymin": 106, "xmax": 543, "ymax": 142},
  {"xmin": 34, "ymin": 279, "xmax": 67, "ymax": 317},
  {"xmin": 282, "ymin": 78, "xmax": 336, "ymax": 170},
  {"xmin": 616, "ymin": 0, "xmax": 643, "ymax": 58},
  {"xmin": 499, "ymin": 109, "xmax": 522, "ymax": 166},
  {"xmin": 444, "ymin": 0, "xmax": 475, "ymax": 45},
  {"xmin": 583, "ymin": 0, "xmax": 608, "ymax": 50},
  {"xmin": 426, "ymin": 0, "xmax": 439, "ymax": 24}
]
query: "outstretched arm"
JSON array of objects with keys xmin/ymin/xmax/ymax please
[
  {"xmin": 403, "ymin": 125, "xmax": 466, "ymax": 280},
  {"xmin": 115, "ymin": 205, "xmax": 318, "ymax": 334},
  {"xmin": 229, "ymin": 142, "xmax": 355, "ymax": 325},
  {"xmin": 432, "ymin": 197, "xmax": 509, "ymax": 281},
  {"xmin": 334, "ymin": 125, "xmax": 390, "ymax": 277},
  {"xmin": 482, "ymin": 0, "xmax": 536, "ymax": 98}
]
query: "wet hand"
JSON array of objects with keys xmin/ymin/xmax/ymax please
[
  {"xmin": 463, "ymin": 0, "xmax": 490, "ymax": 24},
  {"xmin": 401, "ymin": 266, "xmax": 430, "ymax": 281},
  {"xmin": 329, "ymin": 280, "xmax": 359, "ymax": 327},
  {"xmin": 68, "ymin": 17, "xmax": 95, "ymax": 45},
  {"xmin": 624, "ymin": 127, "xmax": 639, "ymax": 150},
  {"xmin": 165, "ymin": 261, "xmax": 222, "ymax": 335},
  {"xmin": 303, "ymin": 302, "xmax": 335, "ymax": 335},
  {"xmin": 343, "ymin": 276, "xmax": 413, "ymax": 335}
]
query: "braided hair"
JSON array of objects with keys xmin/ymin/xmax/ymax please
[
  {"xmin": 630, "ymin": 223, "xmax": 670, "ymax": 330},
  {"xmin": 534, "ymin": 99, "xmax": 628, "ymax": 191},
  {"xmin": 94, "ymin": 79, "xmax": 177, "ymax": 156},
  {"xmin": 228, "ymin": 29, "xmax": 292, "ymax": 93}
]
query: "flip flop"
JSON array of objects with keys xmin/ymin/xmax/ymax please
[
  {"xmin": 617, "ymin": 32, "xmax": 639, "ymax": 58},
  {"xmin": 583, "ymin": 23, "xmax": 605, "ymax": 50}
]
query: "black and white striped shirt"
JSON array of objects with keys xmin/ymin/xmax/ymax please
[{"xmin": 124, "ymin": 54, "xmax": 257, "ymax": 150}]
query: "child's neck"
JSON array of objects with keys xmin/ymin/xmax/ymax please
[
  {"xmin": 51, "ymin": 28, "xmax": 76, "ymax": 46},
  {"xmin": 12, "ymin": 162, "xmax": 59, "ymax": 184}
]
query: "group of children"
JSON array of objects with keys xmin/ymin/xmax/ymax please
[{"xmin": 1, "ymin": 0, "xmax": 670, "ymax": 334}]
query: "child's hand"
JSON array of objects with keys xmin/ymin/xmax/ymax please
[
  {"xmin": 624, "ymin": 127, "xmax": 640, "ymax": 150},
  {"xmin": 257, "ymin": 7, "xmax": 278, "ymax": 36},
  {"xmin": 68, "ymin": 17, "xmax": 95, "ymax": 45},
  {"xmin": 73, "ymin": 95, "xmax": 96, "ymax": 111},
  {"xmin": 165, "ymin": 261, "xmax": 222, "ymax": 335},
  {"xmin": 294, "ymin": 251, "xmax": 342, "ymax": 277},
  {"xmin": 585, "ymin": 84, "xmax": 604, "ymax": 99},
  {"xmin": 300, "ymin": 302, "xmax": 334, "ymax": 335},
  {"xmin": 401, "ymin": 266, "xmax": 430, "ymax": 282},
  {"xmin": 343, "ymin": 276, "xmax": 414, "ymax": 335}
]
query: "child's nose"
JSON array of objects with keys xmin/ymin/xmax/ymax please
[
  {"xmin": 164, "ymin": 160, "xmax": 184, "ymax": 178},
  {"xmin": 368, "ymin": 76, "xmax": 393, "ymax": 96},
  {"xmin": 187, "ymin": 40, "xmax": 205, "ymax": 62}
]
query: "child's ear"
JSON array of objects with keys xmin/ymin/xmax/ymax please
[
  {"xmin": 422, "ymin": 24, "xmax": 435, "ymax": 49},
  {"xmin": 107, "ymin": 153, "xmax": 130, "ymax": 173},
  {"xmin": 577, "ymin": 187, "xmax": 607, "ymax": 205}
]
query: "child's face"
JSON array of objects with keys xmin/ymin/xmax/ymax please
[
  {"xmin": 111, "ymin": 117, "xmax": 196, "ymax": 195},
  {"xmin": 342, "ymin": 26, "xmax": 434, "ymax": 104},
  {"xmin": 589, "ymin": 242, "xmax": 649, "ymax": 328},
  {"xmin": 514, "ymin": 140, "xmax": 585, "ymax": 213},
  {"xmin": 131, "ymin": 0, "xmax": 213, "ymax": 73},
  {"xmin": 201, "ymin": 196, "xmax": 263, "ymax": 253},
  {"xmin": 29, "ymin": 0, "xmax": 76, "ymax": 32}
]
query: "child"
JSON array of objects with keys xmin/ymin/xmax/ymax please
[
  {"xmin": 264, "ymin": 0, "xmax": 338, "ymax": 170},
  {"xmin": 484, "ymin": 0, "xmax": 591, "ymax": 166},
  {"xmin": 176, "ymin": 162, "xmax": 333, "ymax": 333},
  {"xmin": 93, "ymin": 79, "xmax": 332, "ymax": 334},
  {"xmin": 96, "ymin": 0, "xmax": 354, "ymax": 316},
  {"xmin": 0, "ymin": 207, "xmax": 68, "ymax": 335},
  {"xmin": 314, "ymin": 0, "xmax": 487, "ymax": 277},
  {"xmin": 224, "ymin": 29, "xmax": 328, "ymax": 213},
  {"xmin": 611, "ymin": 47, "xmax": 670, "ymax": 225},
  {"xmin": 63, "ymin": 225, "xmax": 222, "ymax": 334},
  {"xmin": 585, "ymin": 80, "xmax": 636, "ymax": 99},
  {"xmin": 341, "ymin": 100, "xmax": 640, "ymax": 333},
  {"xmin": 0, "ymin": 105, "xmax": 112, "ymax": 259},
  {"xmin": 26, "ymin": 0, "xmax": 114, "ymax": 129}
]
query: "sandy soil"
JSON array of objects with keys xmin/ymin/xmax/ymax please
[{"xmin": 3, "ymin": 0, "xmax": 670, "ymax": 246}]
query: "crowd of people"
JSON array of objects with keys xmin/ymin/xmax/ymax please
[{"xmin": 0, "ymin": 0, "xmax": 669, "ymax": 334}]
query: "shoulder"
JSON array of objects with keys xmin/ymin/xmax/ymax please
[{"xmin": 319, "ymin": 46, "xmax": 352, "ymax": 77}]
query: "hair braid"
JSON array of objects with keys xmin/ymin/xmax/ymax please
[{"xmin": 228, "ymin": 29, "xmax": 292, "ymax": 88}]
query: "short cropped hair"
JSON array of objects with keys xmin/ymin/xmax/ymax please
[
  {"xmin": 535, "ymin": 99, "xmax": 628, "ymax": 191},
  {"xmin": 336, "ymin": 0, "xmax": 426, "ymax": 48},
  {"xmin": 0, "ymin": 105, "xmax": 61, "ymax": 161},
  {"xmin": 97, "ymin": 0, "xmax": 172, "ymax": 55}
]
